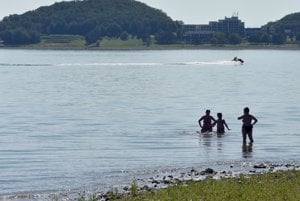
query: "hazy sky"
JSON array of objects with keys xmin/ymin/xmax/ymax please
[{"xmin": 0, "ymin": 0, "xmax": 299, "ymax": 27}]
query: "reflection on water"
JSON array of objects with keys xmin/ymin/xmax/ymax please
[
  {"xmin": 199, "ymin": 132, "xmax": 225, "ymax": 151},
  {"xmin": 217, "ymin": 134, "xmax": 225, "ymax": 152},
  {"xmin": 202, "ymin": 133, "xmax": 214, "ymax": 147},
  {"xmin": 199, "ymin": 132, "xmax": 254, "ymax": 159},
  {"xmin": 242, "ymin": 143, "xmax": 253, "ymax": 158}
]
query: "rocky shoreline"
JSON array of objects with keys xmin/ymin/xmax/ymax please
[
  {"xmin": 3, "ymin": 162, "xmax": 298, "ymax": 201},
  {"xmin": 95, "ymin": 163, "xmax": 299, "ymax": 201}
]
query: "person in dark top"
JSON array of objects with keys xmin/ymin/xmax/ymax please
[
  {"xmin": 214, "ymin": 113, "xmax": 230, "ymax": 134},
  {"xmin": 238, "ymin": 107, "xmax": 258, "ymax": 144},
  {"xmin": 198, "ymin": 109, "xmax": 216, "ymax": 133}
]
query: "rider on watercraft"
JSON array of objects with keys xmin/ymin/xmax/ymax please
[{"xmin": 233, "ymin": 56, "xmax": 244, "ymax": 63}]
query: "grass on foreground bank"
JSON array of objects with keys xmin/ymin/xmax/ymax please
[{"xmin": 79, "ymin": 170, "xmax": 300, "ymax": 201}]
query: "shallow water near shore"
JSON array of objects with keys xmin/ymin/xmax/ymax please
[{"xmin": 0, "ymin": 49, "xmax": 299, "ymax": 197}]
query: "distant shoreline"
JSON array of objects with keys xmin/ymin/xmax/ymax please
[{"xmin": 1, "ymin": 44, "xmax": 300, "ymax": 51}]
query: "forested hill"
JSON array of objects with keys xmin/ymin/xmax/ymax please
[
  {"xmin": 264, "ymin": 12, "xmax": 300, "ymax": 33},
  {"xmin": 0, "ymin": 0, "xmax": 180, "ymax": 45}
]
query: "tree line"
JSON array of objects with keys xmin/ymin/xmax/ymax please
[
  {"xmin": 246, "ymin": 12, "xmax": 300, "ymax": 45},
  {"xmin": 0, "ymin": 0, "xmax": 181, "ymax": 45}
]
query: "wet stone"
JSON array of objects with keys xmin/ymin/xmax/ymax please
[
  {"xmin": 168, "ymin": 175, "xmax": 173, "ymax": 179},
  {"xmin": 254, "ymin": 164, "xmax": 267, "ymax": 169},
  {"xmin": 201, "ymin": 168, "xmax": 215, "ymax": 175},
  {"xmin": 122, "ymin": 186, "xmax": 129, "ymax": 191}
]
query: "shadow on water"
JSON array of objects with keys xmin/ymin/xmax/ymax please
[{"xmin": 242, "ymin": 143, "xmax": 253, "ymax": 158}]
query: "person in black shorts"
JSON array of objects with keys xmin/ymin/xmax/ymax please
[
  {"xmin": 198, "ymin": 109, "xmax": 216, "ymax": 133},
  {"xmin": 238, "ymin": 107, "xmax": 258, "ymax": 144}
]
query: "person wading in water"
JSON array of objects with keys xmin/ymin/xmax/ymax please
[
  {"xmin": 198, "ymin": 109, "xmax": 216, "ymax": 133},
  {"xmin": 238, "ymin": 107, "xmax": 258, "ymax": 144}
]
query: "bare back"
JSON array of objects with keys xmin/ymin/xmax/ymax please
[{"xmin": 238, "ymin": 114, "xmax": 257, "ymax": 126}]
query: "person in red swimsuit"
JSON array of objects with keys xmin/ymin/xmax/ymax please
[{"xmin": 198, "ymin": 109, "xmax": 216, "ymax": 133}]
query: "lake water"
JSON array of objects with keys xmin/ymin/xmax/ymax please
[{"xmin": 0, "ymin": 49, "xmax": 299, "ymax": 196}]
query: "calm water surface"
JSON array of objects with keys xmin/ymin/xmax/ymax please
[{"xmin": 0, "ymin": 49, "xmax": 299, "ymax": 195}]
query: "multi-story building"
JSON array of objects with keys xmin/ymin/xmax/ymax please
[
  {"xmin": 184, "ymin": 24, "xmax": 214, "ymax": 41},
  {"xmin": 183, "ymin": 16, "xmax": 245, "ymax": 43},
  {"xmin": 215, "ymin": 16, "xmax": 245, "ymax": 34}
]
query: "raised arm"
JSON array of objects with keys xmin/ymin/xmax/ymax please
[{"xmin": 237, "ymin": 115, "xmax": 244, "ymax": 120}]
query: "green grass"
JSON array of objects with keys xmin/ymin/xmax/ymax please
[
  {"xmin": 99, "ymin": 37, "xmax": 145, "ymax": 48},
  {"xmin": 112, "ymin": 170, "xmax": 300, "ymax": 201},
  {"xmin": 27, "ymin": 35, "xmax": 86, "ymax": 49}
]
